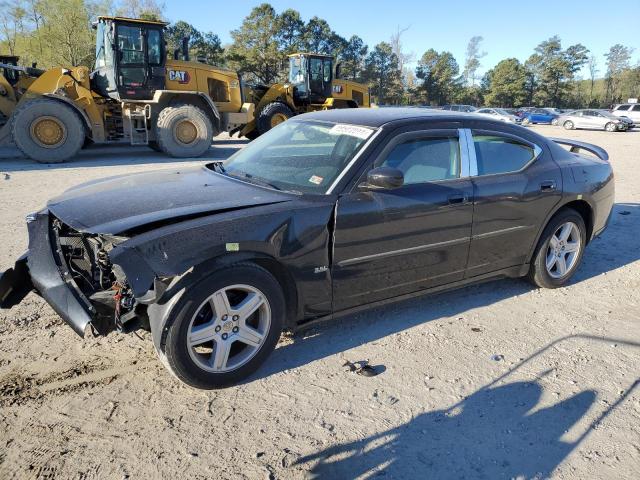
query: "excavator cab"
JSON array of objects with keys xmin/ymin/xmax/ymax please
[
  {"xmin": 288, "ymin": 53, "xmax": 333, "ymax": 105},
  {"xmin": 0, "ymin": 55, "xmax": 20, "ymax": 85},
  {"xmin": 92, "ymin": 16, "xmax": 167, "ymax": 101}
]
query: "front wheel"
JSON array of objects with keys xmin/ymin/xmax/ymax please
[
  {"xmin": 521, "ymin": 117, "xmax": 531, "ymax": 126},
  {"xmin": 551, "ymin": 118, "xmax": 559, "ymax": 126},
  {"xmin": 163, "ymin": 264, "xmax": 285, "ymax": 389},
  {"xmin": 605, "ymin": 122, "xmax": 617, "ymax": 132},
  {"xmin": 563, "ymin": 120, "xmax": 574, "ymax": 130},
  {"xmin": 527, "ymin": 209, "xmax": 586, "ymax": 289},
  {"xmin": 257, "ymin": 102, "xmax": 294, "ymax": 135}
]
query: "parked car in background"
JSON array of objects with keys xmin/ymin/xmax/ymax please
[
  {"xmin": 558, "ymin": 109, "xmax": 627, "ymax": 132},
  {"xmin": 514, "ymin": 107, "xmax": 535, "ymax": 119},
  {"xmin": 522, "ymin": 108, "xmax": 559, "ymax": 125},
  {"xmin": 0, "ymin": 108, "xmax": 615, "ymax": 388},
  {"xmin": 441, "ymin": 104, "xmax": 477, "ymax": 112},
  {"xmin": 475, "ymin": 107, "xmax": 521, "ymax": 123},
  {"xmin": 610, "ymin": 103, "xmax": 640, "ymax": 125},
  {"xmin": 598, "ymin": 110, "xmax": 634, "ymax": 129}
]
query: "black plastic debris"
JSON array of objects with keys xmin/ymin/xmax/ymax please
[
  {"xmin": 618, "ymin": 211, "xmax": 631, "ymax": 216},
  {"xmin": 343, "ymin": 360, "xmax": 385, "ymax": 377}
]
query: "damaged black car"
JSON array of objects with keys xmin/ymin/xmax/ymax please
[{"xmin": 0, "ymin": 109, "xmax": 614, "ymax": 389}]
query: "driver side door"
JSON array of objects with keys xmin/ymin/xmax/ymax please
[{"xmin": 331, "ymin": 127, "xmax": 474, "ymax": 311}]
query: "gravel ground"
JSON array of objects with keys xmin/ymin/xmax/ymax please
[{"xmin": 0, "ymin": 126, "xmax": 639, "ymax": 479}]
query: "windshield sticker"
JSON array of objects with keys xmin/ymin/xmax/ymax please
[
  {"xmin": 329, "ymin": 124, "xmax": 374, "ymax": 139},
  {"xmin": 309, "ymin": 175, "xmax": 324, "ymax": 185}
]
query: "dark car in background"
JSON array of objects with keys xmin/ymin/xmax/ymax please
[{"xmin": 0, "ymin": 109, "xmax": 614, "ymax": 389}]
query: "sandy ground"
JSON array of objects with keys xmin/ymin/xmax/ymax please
[{"xmin": 0, "ymin": 126, "xmax": 639, "ymax": 480}]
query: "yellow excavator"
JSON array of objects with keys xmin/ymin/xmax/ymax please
[{"xmin": 0, "ymin": 17, "xmax": 370, "ymax": 163}]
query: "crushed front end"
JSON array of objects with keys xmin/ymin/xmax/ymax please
[{"xmin": 0, "ymin": 211, "xmax": 141, "ymax": 336}]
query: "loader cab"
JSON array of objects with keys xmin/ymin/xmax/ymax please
[
  {"xmin": 0, "ymin": 55, "xmax": 20, "ymax": 86},
  {"xmin": 92, "ymin": 16, "xmax": 167, "ymax": 101},
  {"xmin": 288, "ymin": 53, "xmax": 333, "ymax": 105}
]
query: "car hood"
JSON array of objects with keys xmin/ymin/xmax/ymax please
[{"xmin": 47, "ymin": 164, "xmax": 294, "ymax": 235}]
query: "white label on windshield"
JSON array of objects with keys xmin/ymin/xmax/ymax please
[{"xmin": 329, "ymin": 124, "xmax": 374, "ymax": 139}]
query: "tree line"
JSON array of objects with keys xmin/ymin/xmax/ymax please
[{"xmin": 1, "ymin": 0, "xmax": 638, "ymax": 108}]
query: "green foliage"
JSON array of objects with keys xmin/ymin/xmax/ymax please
[
  {"xmin": 165, "ymin": 20, "xmax": 224, "ymax": 65},
  {"xmin": 415, "ymin": 49, "xmax": 461, "ymax": 105},
  {"xmin": 483, "ymin": 58, "xmax": 526, "ymax": 107},
  {"xmin": 363, "ymin": 42, "xmax": 402, "ymax": 104}
]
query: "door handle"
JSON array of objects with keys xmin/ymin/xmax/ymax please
[
  {"xmin": 540, "ymin": 181, "xmax": 556, "ymax": 192},
  {"xmin": 447, "ymin": 194, "xmax": 468, "ymax": 205}
]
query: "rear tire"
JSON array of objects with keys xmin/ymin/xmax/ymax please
[
  {"xmin": 522, "ymin": 117, "xmax": 531, "ymax": 126},
  {"xmin": 148, "ymin": 140, "xmax": 162, "ymax": 152},
  {"xmin": 563, "ymin": 120, "xmax": 574, "ymax": 130},
  {"xmin": 12, "ymin": 98, "xmax": 84, "ymax": 163},
  {"xmin": 257, "ymin": 102, "xmax": 294, "ymax": 135},
  {"xmin": 527, "ymin": 209, "xmax": 586, "ymax": 289},
  {"xmin": 244, "ymin": 129, "xmax": 260, "ymax": 141},
  {"xmin": 155, "ymin": 104, "xmax": 214, "ymax": 158},
  {"xmin": 163, "ymin": 264, "xmax": 285, "ymax": 389}
]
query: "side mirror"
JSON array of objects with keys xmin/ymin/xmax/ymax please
[{"xmin": 364, "ymin": 167, "xmax": 404, "ymax": 190}]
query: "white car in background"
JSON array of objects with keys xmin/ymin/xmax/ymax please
[
  {"xmin": 475, "ymin": 107, "xmax": 521, "ymax": 123},
  {"xmin": 610, "ymin": 103, "xmax": 640, "ymax": 126}
]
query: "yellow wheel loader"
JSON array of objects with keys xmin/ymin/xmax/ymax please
[
  {"xmin": 0, "ymin": 17, "xmax": 256, "ymax": 163},
  {"xmin": 240, "ymin": 53, "xmax": 371, "ymax": 139}
]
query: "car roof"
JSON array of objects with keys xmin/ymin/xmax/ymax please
[{"xmin": 298, "ymin": 107, "xmax": 485, "ymax": 128}]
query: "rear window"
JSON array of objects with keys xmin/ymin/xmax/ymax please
[
  {"xmin": 632, "ymin": 105, "xmax": 640, "ymax": 112},
  {"xmin": 473, "ymin": 134, "xmax": 538, "ymax": 176},
  {"xmin": 616, "ymin": 105, "xmax": 631, "ymax": 111}
]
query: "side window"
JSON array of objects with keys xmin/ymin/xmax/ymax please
[
  {"xmin": 616, "ymin": 105, "xmax": 630, "ymax": 111},
  {"xmin": 379, "ymin": 136, "xmax": 461, "ymax": 184},
  {"xmin": 632, "ymin": 105, "xmax": 640, "ymax": 112},
  {"xmin": 117, "ymin": 26, "xmax": 144, "ymax": 64},
  {"xmin": 147, "ymin": 29, "xmax": 162, "ymax": 65},
  {"xmin": 473, "ymin": 134, "xmax": 537, "ymax": 176}
]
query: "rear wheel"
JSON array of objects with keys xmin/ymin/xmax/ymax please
[
  {"xmin": 563, "ymin": 120, "xmax": 574, "ymax": 130},
  {"xmin": 551, "ymin": 118, "xmax": 559, "ymax": 126},
  {"xmin": 527, "ymin": 209, "xmax": 586, "ymax": 289},
  {"xmin": 522, "ymin": 117, "xmax": 531, "ymax": 126},
  {"xmin": 605, "ymin": 122, "xmax": 616, "ymax": 132},
  {"xmin": 257, "ymin": 102, "xmax": 294, "ymax": 135},
  {"xmin": 163, "ymin": 264, "xmax": 285, "ymax": 389},
  {"xmin": 155, "ymin": 104, "xmax": 214, "ymax": 157},
  {"xmin": 12, "ymin": 98, "xmax": 84, "ymax": 163}
]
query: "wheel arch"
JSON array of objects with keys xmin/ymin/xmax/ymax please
[
  {"xmin": 147, "ymin": 251, "xmax": 300, "ymax": 352},
  {"xmin": 153, "ymin": 91, "xmax": 221, "ymax": 132},
  {"xmin": 526, "ymin": 199, "xmax": 594, "ymax": 264}
]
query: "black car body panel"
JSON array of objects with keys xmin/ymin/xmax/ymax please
[{"xmin": 0, "ymin": 108, "xmax": 615, "ymax": 350}]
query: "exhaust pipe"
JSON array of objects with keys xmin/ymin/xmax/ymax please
[{"xmin": 182, "ymin": 37, "xmax": 190, "ymax": 62}]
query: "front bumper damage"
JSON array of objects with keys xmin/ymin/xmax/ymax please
[{"xmin": 0, "ymin": 211, "xmax": 96, "ymax": 335}]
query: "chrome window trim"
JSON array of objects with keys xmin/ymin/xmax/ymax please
[
  {"xmin": 459, "ymin": 128, "xmax": 476, "ymax": 177},
  {"xmin": 326, "ymin": 128, "xmax": 383, "ymax": 195}
]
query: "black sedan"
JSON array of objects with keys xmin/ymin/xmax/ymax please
[{"xmin": 0, "ymin": 109, "xmax": 615, "ymax": 389}]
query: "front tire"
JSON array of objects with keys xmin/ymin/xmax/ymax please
[
  {"xmin": 605, "ymin": 122, "xmax": 616, "ymax": 132},
  {"xmin": 551, "ymin": 118, "xmax": 559, "ymax": 126},
  {"xmin": 155, "ymin": 104, "xmax": 214, "ymax": 158},
  {"xmin": 522, "ymin": 117, "xmax": 531, "ymax": 126},
  {"xmin": 12, "ymin": 98, "xmax": 85, "ymax": 163},
  {"xmin": 257, "ymin": 102, "xmax": 294, "ymax": 135},
  {"xmin": 527, "ymin": 209, "xmax": 586, "ymax": 289},
  {"xmin": 563, "ymin": 120, "xmax": 574, "ymax": 130},
  {"xmin": 163, "ymin": 264, "xmax": 285, "ymax": 389}
]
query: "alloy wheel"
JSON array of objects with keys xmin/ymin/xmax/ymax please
[
  {"xmin": 545, "ymin": 222, "xmax": 581, "ymax": 279},
  {"xmin": 187, "ymin": 284, "xmax": 271, "ymax": 372}
]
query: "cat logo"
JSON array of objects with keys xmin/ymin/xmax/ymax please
[{"xmin": 168, "ymin": 70, "xmax": 191, "ymax": 84}]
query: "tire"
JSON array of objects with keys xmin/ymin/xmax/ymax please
[
  {"xmin": 563, "ymin": 120, "xmax": 574, "ymax": 130},
  {"xmin": 551, "ymin": 118, "xmax": 559, "ymax": 126},
  {"xmin": 605, "ymin": 122, "xmax": 616, "ymax": 132},
  {"xmin": 257, "ymin": 102, "xmax": 294, "ymax": 135},
  {"xmin": 522, "ymin": 117, "xmax": 531, "ymax": 126},
  {"xmin": 155, "ymin": 104, "xmax": 214, "ymax": 158},
  {"xmin": 163, "ymin": 264, "xmax": 285, "ymax": 389},
  {"xmin": 527, "ymin": 208, "xmax": 587, "ymax": 289},
  {"xmin": 11, "ymin": 98, "xmax": 85, "ymax": 163}
]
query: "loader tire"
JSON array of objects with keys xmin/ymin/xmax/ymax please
[
  {"xmin": 12, "ymin": 98, "xmax": 85, "ymax": 163},
  {"xmin": 257, "ymin": 102, "xmax": 294, "ymax": 135},
  {"xmin": 155, "ymin": 104, "xmax": 214, "ymax": 158}
]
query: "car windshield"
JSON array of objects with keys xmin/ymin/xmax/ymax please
[{"xmin": 218, "ymin": 120, "xmax": 375, "ymax": 194}]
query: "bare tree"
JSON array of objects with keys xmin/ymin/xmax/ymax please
[
  {"xmin": 463, "ymin": 35, "xmax": 486, "ymax": 86},
  {"xmin": 587, "ymin": 55, "xmax": 598, "ymax": 105}
]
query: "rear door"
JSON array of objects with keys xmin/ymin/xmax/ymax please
[
  {"xmin": 332, "ymin": 126, "xmax": 473, "ymax": 311},
  {"xmin": 629, "ymin": 104, "xmax": 640, "ymax": 123},
  {"xmin": 464, "ymin": 124, "xmax": 562, "ymax": 277}
]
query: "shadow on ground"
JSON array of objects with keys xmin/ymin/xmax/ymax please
[
  {"xmin": 0, "ymin": 138, "xmax": 248, "ymax": 171},
  {"xmin": 295, "ymin": 335, "xmax": 639, "ymax": 479},
  {"xmin": 255, "ymin": 203, "xmax": 640, "ymax": 381}
]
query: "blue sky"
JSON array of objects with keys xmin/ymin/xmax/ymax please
[{"xmin": 164, "ymin": 0, "xmax": 639, "ymax": 77}]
